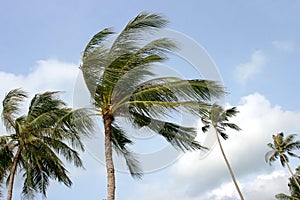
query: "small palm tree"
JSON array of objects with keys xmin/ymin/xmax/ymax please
[
  {"xmin": 0, "ymin": 89, "xmax": 93, "ymax": 200},
  {"xmin": 81, "ymin": 12, "xmax": 224, "ymax": 200},
  {"xmin": 265, "ymin": 132, "xmax": 300, "ymax": 190},
  {"xmin": 201, "ymin": 103, "xmax": 244, "ymax": 200},
  {"xmin": 276, "ymin": 166, "xmax": 300, "ymax": 200}
]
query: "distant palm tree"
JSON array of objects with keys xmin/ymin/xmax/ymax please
[
  {"xmin": 201, "ymin": 104, "xmax": 244, "ymax": 200},
  {"xmin": 276, "ymin": 166, "xmax": 300, "ymax": 200},
  {"xmin": 81, "ymin": 12, "xmax": 224, "ymax": 200},
  {"xmin": 0, "ymin": 89, "xmax": 93, "ymax": 200},
  {"xmin": 265, "ymin": 132, "xmax": 300, "ymax": 190}
]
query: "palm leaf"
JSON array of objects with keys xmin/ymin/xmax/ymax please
[
  {"xmin": 128, "ymin": 111, "xmax": 206, "ymax": 151},
  {"xmin": 1, "ymin": 88, "xmax": 28, "ymax": 132},
  {"xmin": 110, "ymin": 124, "xmax": 142, "ymax": 179}
]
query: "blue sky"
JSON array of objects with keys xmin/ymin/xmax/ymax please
[{"xmin": 1, "ymin": 1, "xmax": 300, "ymax": 199}]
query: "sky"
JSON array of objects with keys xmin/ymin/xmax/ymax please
[{"xmin": 1, "ymin": 0, "xmax": 300, "ymax": 199}]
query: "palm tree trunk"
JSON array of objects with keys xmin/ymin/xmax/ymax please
[
  {"xmin": 7, "ymin": 144, "xmax": 23, "ymax": 200},
  {"xmin": 214, "ymin": 127, "xmax": 244, "ymax": 200},
  {"xmin": 281, "ymin": 154, "xmax": 300, "ymax": 191},
  {"xmin": 103, "ymin": 111, "xmax": 115, "ymax": 200}
]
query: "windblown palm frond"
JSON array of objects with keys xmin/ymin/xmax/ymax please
[
  {"xmin": 265, "ymin": 133, "xmax": 300, "ymax": 167},
  {"xmin": 1, "ymin": 88, "xmax": 28, "ymax": 132}
]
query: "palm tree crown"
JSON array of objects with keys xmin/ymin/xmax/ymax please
[
  {"xmin": 265, "ymin": 132, "xmax": 300, "ymax": 191},
  {"xmin": 265, "ymin": 132, "xmax": 300, "ymax": 167},
  {"xmin": 81, "ymin": 12, "xmax": 224, "ymax": 200},
  {"xmin": 0, "ymin": 89, "xmax": 93, "ymax": 199},
  {"xmin": 201, "ymin": 104, "xmax": 242, "ymax": 139}
]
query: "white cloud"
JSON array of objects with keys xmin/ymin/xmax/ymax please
[
  {"xmin": 272, "ymin": 40, "xmax": 295, "ymax": 52},
  {"xmin": 235, "ymin": 51, "xmax": 267, "ymax": 85},
  {"xmin": 0, "ymin": 59, "xmax": 80, "ymax": 104},
  {"xmin": 129, "ymin": 93, "xmax": 300, "ymax": 200}
]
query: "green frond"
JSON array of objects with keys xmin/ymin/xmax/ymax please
[
  {"xmin": 21, "ymin": 141, "xmax": 72, "ymax": 198},
  {"xmin": 287, "ymin": 152, "xmax": 300, "ymax": 159},
  {"xmin": 275, "ymin": 193, "xmax": 294, "ymax": 200},
  {"xmin": 267, "ymin": 132, "xmax": 300, "ymax": 167},
  {"xmin": 110, "ymin": 124, "xmax": 142, "ymax": 179},
  {"xmin": 40, "ymin": 136, "xmax": 84, "ymax": 168},
  {"xmin": 27, "ymin": 91, "xmax": 66, "ymax": 123},
  {"xmin": 265, "ymin": 150, "xmax": 278, "ymax": 165},
  {"xmin": 128, "ymin": 111, "xmax": 207, "ymax": 151},
  {"xmin": 51, "ymin": 108, "xmax": 94, "ymax": 151},
  {"xmin": 128, "ymin": 78, "xmax": 223, "ymax": 103},
  {"xmin": 2, "ymin": 88, "xmax": 28, "ymax": 132},
  {"xmin": 202, "ymin": 125, "xmax": 210, "ymax": 133},
  {"xmin": 223, "ymin": 123, "xmax": 242, "ymax": 131},
  {"xmin": 82, "ymin": 27, "xmax": 115, "ymax": 60},
  {"xmin": 224, "ymin": 107, "xmax": 239, "ymax": 117},
  {"xmin": 280, "ymin": 154, "xmax": 287, "ymax": 167},
  {"xmin": 109, "ymin": 12, "xmax": 168, "ymax": 57}
]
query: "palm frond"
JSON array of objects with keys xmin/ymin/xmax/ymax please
[
  {"xmin": 82, "ymin": 27, "xmax": 115, "ymax": 60},
  {"xmin": 110, "ymin": 124, "xmax": 142, "ymax": 179},
  {"xmin": 128, "ymin": 111, "xmax": 206, "ymax": 151},
  {"xmin": 108, "ymin": 12, "xmax": 168, "ymax": 58},
  {"xmin": 52, "ymin": 108, "xmax": 94, "ymax": 150},
  {"xmin": 27, "ymin": 91, "xmax": 66, "ymax": 123},
  {"xmin": 275, "ymin": 193, "xmax": 294, "ymax": 200},
  {"xmin": 2, "ymin": 88, "xmax": 28, "ymax": 132},
  {"xmin": 223, "ymin": 123, "xmax": 242, "ymax": 131},
  {"xmin": 21, "ymin": 141, "xmax": 72, "ymax": 198}
]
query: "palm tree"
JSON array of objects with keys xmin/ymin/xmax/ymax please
[
  {"xmin": 80, "ymin": 12, "xmax": 224, "ymax": 200},
  {"xmin": 265, "ymin": 132, "xmax": 300, "ymax": 191},
  {"xmin": 201, "ymin": 104, "xmax": 244, "ymax": 200},
  {"xmin": 0, "ymin": 89, "xmax": 93, "ymax": 200},
  {"xmin": 276, "ymin": 166, "xmax": 300, "ymax": 200}
]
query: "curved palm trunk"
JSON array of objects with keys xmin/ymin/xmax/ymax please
[
  {"xmin": 103, "ymin": 111, "xmax": 116, "ymax": 200},
  {"xmin": 214, "ymin": 127, "xmax": 244, "ymax": 200},
  {"xmin": 7, "ymin": 144, "xmax": 23, "ymax": 200},
  {"xmin": 281, "ymin": 154, "xmax": 300, "ymax": 191}
]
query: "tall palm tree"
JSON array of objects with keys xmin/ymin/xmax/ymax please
[
  {"xmin": 201, "ymin": 104, "xmax": 244, "ymax": 200},
  {"xmin": 265, "ymin": 132, "xmax": 300, "ymax": 190},
  {"xmin": 80, "ymin": 12, "xmax": 224, "ymax": 200},
  {"xmin": 0, "ymin": 89, "xmax": 93, "ymax": 200},
  {"xmin": 276, "ymin": 166, "xmax": 300, "ymax": 200}
]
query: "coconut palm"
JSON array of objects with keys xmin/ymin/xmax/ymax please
[
  {"xmin": 0, "ymin": 89, "xmax": 93, "ymax": 200},
  {"xmin": 265, "ymin": 132, "xmax": 300, "ymax": 190},
  {"xmin": 80, "ymin": 12, "xmax": 224, "ymax": 200},
  {"xmin": 201, "ymin": 104, "xmax": 244, "ymax": 200},
  {"xmin": 276, "ymin": 166, "xmax": 300, "ymax": 200}
]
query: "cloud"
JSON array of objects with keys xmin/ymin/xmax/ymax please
[
  {"xmin": 0, "ymin": 59, "xmax": 80, "ymax": 104},
  {"xmin": 272, "ymin": 40, "xmax": 295, "ymax": 53},
  {"xmin": 202, "ymin": 170, "xmax": 289, "ymax": 200},
  {"xmin": 234, "ymin": 51, "xmax": 267, "ymax": 85},
  {"xmin": 129, "ymin": 93, "xmax": 300, "ymax": 200}
]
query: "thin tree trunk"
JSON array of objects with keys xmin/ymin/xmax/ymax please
[
  {"xmin": 103, "ymin": 110, "xmax": 115, "ymax": 200},
  {"xmin": 281, "ymin": 154, "xmax": 300, "ymax": 191},
  {"xmin": 7, "ymin": 144, "xmax": 23, "ymax": 200},
  {"xmin": 214, "ymin": 127, "xmax": 244, "ymax": 200}
]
